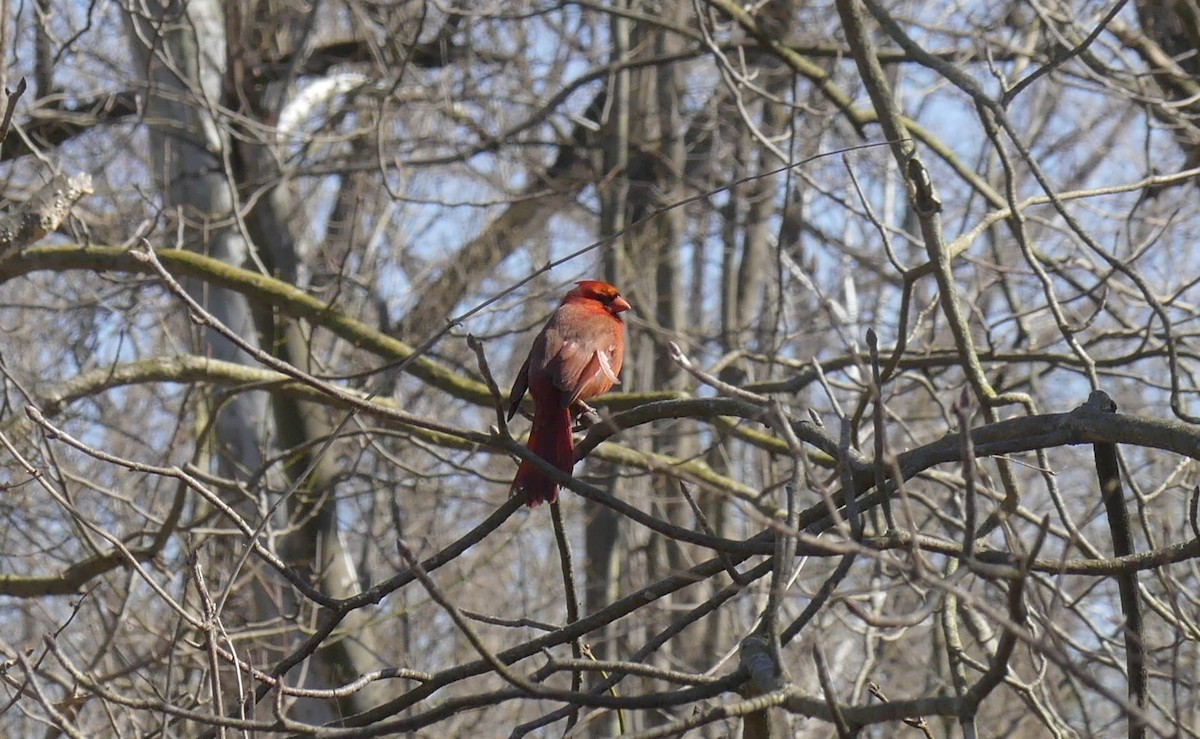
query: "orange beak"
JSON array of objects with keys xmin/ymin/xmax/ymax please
[{"xmin": 612, "ymin": 295, "xmax": 631, "ymax": 314}]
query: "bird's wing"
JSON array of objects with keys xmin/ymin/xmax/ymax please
[
  {"xmin": 549, "ymin": 330, "xmax": 620, "ymax": 408},
  {"xmin": 564, "ymin": 346, "xmax": 620, "ymax": 409},
  {"xmin": 507, "ymin": 349, "xmax": 533, "ymax": 420},
  {"xmin": 535, "ymin": 302, "xmax": 623, "ymax": 410}
]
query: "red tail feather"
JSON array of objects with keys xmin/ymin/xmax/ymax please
[{"xmin": 510, "ymin": 406, "xmax": 574, "ymax": 506}]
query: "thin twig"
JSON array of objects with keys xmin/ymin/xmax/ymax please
[
  {"xmin": 814, "ymin": 643, "xmax": 851, "ymax": 738},
  {"xmin": 867, "ymin": 682, "xmax": 934, "ymax": 737},
  {"xmin": 954, "ymin": 387, "xmax": 978, "ymax": 564},
  {"xmin": 550, "ymin": 500, "xmax": 584, "ymax": 731},
  {"xmin": 679, "ymin": 480, "xmax": 748, "ymax": 584},
  {"xmin": 867, "ymin": 329, "xmax": 895, "ymax": 531},
  {"xmin": 394, "ymin": 538, "xmax": 542, "ymax": 696},
  {"xmin": 0, "ymin": 77, "xmax": 27, "ymax": 145},
  {"xmin": 468, "ymin": 332, "xmax": 509, "ymax": 436}
]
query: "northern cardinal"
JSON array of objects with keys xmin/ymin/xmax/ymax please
[{"xmin": 507, "ymin": 280, "xmax": 630, "ymax": 507}]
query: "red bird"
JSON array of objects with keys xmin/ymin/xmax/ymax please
[{"xmin": 507, "ymin": 280, "xmax": 630, "ymax": 507}]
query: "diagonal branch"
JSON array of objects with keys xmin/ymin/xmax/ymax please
[{"xmin": 0, "ymin": 172, "xmax": 92, "ymax": 259}]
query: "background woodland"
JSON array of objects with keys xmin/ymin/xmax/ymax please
[{"xmin": 1, "ymin": 0, "xmax": 1199, "ymax": 736}]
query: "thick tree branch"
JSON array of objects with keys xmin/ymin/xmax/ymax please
[{"xmin": 0, "ymin": 173, "xmax": 92, "ymax": 258}]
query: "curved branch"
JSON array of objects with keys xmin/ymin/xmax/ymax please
[{"xmin": 802, "ymin": 391, "xmax": 1200, "ymax": 534}]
